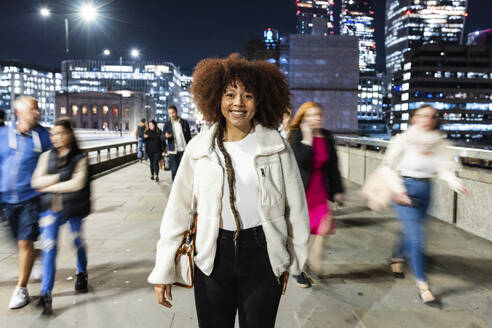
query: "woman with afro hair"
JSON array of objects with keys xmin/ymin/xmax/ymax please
[{"xmin": 148, "ymin": 54, "xmax": 310, "ymax": 328}]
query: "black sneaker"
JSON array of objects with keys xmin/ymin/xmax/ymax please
[
  {"xmin": 155, "ymin": 176, "xmax": 159, "ymax": 182},
  {"xmin": 75, "ymin": 272, "xmax": 88, "ymax": 293},
  {"xmin": 150, "ymin": 175, "xmax": 154, "ymax": 180},
  {"xmin": 294, "ymin": 272, "xmax": 312, "ymax": 288},
  {"xmin": 37, "ymin": 294, "xmax": 53, "ymax": 315}
]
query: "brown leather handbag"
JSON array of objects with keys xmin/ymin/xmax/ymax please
[{"xmin": 174, "ymin": 214, "xmax": 197, "ymax": 288}]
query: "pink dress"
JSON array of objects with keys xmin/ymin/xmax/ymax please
[{"xmin": 306, "ymin": 137, "xmax": 335, "ymax": 235}]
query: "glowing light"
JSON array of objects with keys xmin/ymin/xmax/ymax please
[
  {"xmin": 103, "ymin": 49, "xmax": 111, "ymax": 56},
  {"xmin": 131, "ymin": 49, "xmax": 140, "ymax": 58},
  {"xmin": 40, "ymin": 8, "xmax": 51, "ymax": 17},
  {"xmin": 80, "ymin": 3, "xmax": 98, "ymax": 21}
]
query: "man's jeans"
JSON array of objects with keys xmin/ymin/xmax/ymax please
[
  {"xmin": 169, "ymin": 151, "xmax": 184, "ymax": 181},
  {"xmin": 194, "ymin": 227, "xmax": 283, "ymax": 328},
  {"xmin": 137, "ymin": 137, "xmax": 147, "ymax": 160},
  {"xmin": 393, "ymin": 177, "xmax": 431, "ymax": 282}
]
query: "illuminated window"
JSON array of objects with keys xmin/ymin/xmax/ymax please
[
  {"xmin": 82, "ymin": 106, "xmax": 88, "ymax": 115},
  {"xmin": 60, "ymin": 106, "xmax": 66, "ymax": 115},
  {"xmin": 113, "ymin": 107, "xmax": 118, "ymax": 117},
  {"xmin": 72, "ymin": 105, "xmax": 78, "ymax": 116},
  {"xmin": 103, "ymin": 106, "xmax": 109, "ymax": 115},
  {"xmin": 92, "ymin": 106, "xmax": 97, "ymax": 115}
]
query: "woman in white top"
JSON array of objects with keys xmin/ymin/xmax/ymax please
[
  {"xmin": 382, "ymin": 104, "xmax": 468, "ymax": 305},
  {"xmin": 148, "ymin": 54, "xmax": 310, "ymax": 328}
]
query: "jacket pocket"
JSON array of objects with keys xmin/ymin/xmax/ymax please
[{"xmin": 258, "ymin": 164, "xmax": 283, "ymax": 207}]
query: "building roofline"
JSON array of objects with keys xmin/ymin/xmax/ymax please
[{"xmin": 0, "ymin": 60, "xmax": 60, "ymax": 73}]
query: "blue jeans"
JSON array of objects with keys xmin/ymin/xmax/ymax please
[
  {"xmin": 393, "ymin": 178, "xmax": 431, "ymax": 282},
  {"xmin": 137, "ymin": 137, "xmax": 147, "ymax": 159},
  {"xmin": 39, "ymin": 210, "xmax": 87, "ymax": 296}
]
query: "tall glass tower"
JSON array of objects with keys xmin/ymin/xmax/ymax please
[
  {"xmin": 385, "ymin": 0, "xmax": 468, "ymax": 81},
  {"xmin": 296, "ymin": 0, "xmax": 336, "ymax": 36},
  {"xmin": 340, "ymin": 0, "xmax": 376, "ymax": 73}
]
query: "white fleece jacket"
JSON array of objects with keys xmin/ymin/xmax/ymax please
[{"xmin": 148, "ymin": 123, "xmax": 310, "ymax": 285}]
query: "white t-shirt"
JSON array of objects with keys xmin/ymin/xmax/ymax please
[
  {"xmin": 216, "ymin": 131, "xmax": 261, "ymax": 231},
  {"xmin": 172, "ymin": 120, "xmax": 187, "ymax": 152},
  {"xmin": 398, "ymin": 145, "xmax": 438, "ymax": 178}
]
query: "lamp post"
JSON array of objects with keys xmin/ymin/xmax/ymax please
[{"xmin": 39, "ymin": 3, "xmax": 99, "ymax": 126}]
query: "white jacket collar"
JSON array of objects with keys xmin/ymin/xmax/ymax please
[{"xmin": 190, "ymin": 123, "xmax": 286, "ymax": 160}]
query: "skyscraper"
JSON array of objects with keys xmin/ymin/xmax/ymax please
[
  {"xmin": 341, "ymin": 0, "xmax": 384, "ymax": 134},
  {"xmin": 340, "ymin": 0, "xmax": 376, "ymax": 73},
  {"xmin": 385, "ymin": 0, "xmax": 468, "ymax": 82},
  {"xmin": 296, "ymin": 0, "xmax": 336, "ymax": 36}
]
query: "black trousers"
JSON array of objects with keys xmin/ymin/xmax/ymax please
[
  {"xmin": 169, "ymin": 151, "xmax": 184, "ymax": 181},
  {"xmin": 194, "ymin": 226, "xmax": 283, "ymax": 328},
  {"xmin": 148, "ymin": 152, "xmax": 161, "ymax": 176}
]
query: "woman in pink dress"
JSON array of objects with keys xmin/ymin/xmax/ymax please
[{"xmin": 288, "ymin": 102, "xmax": 344, "ymax": 287}]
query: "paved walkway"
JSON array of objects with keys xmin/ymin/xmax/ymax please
[{"xmin": 1, "ymin": 162, "xmax": 492, "ymax": 327}]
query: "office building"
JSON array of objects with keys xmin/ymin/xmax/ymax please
[
  {"xmin": 244, "ymin": 28, "xmax": 282, "ymax": 64},
  {"xmin": 55, "ymin": 91, "xmax": 155, "ymax": 132},
  {"xmin": 0, "ymin": 60, "xmax": 62, "ymax": 125},
  {"xmin": 296, "ymin": 1, "xmax": 336, "ymax": 36},
  {"xmin": 385, "ymin": 0, "xmax": 467, "ymax": 84},
  {"xmin": 287, "ymin": 34, "xmax": 359, "ymax": 134},
  {"xmin": 391, "ymin": 44, "xmax": 492, "ymax": 143},
  {"xmin": 468, "ymin": 29, "xmax": 492, "ymax": 45},
  {"xmin": 62, "ymin": 60, "xmax": 182, "ymax": 123}
]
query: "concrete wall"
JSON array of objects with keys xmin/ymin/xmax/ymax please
[{"xmin": 336, "ymin": 142, "xmax": 492, "ymax": 242}]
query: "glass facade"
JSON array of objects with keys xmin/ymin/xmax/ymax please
[
  {"xmin": 0, "ymin": 61, "xmax": 62, "ymax": 125},
  {"xmin": 385, "ymin": 0, "xmax": 467, "ymax": 83},
  {"xmin": 62, "ymin": 60, "xmax": 183, "ymax": 123},
  {"xmin": 296, "ymin": 0, "xmax": 336, "ymax": 36},
  {"xmin": 341, "ymin": 0, "xmax": 376, "ymax": 73},
  {"xmin": 391, "ymin": 44, "xmax": 492, "ymax": 143},
  {"xmin": 244, "ymin": 28, "xmax": 282, "ymax": 64}
]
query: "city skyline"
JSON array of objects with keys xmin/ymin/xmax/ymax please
[{"xmin": 1, "ymin": 1, "xmax": 492, "ymax": 72}]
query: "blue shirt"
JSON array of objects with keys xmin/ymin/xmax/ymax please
[{"xmin": 0, "ymin": 124, "xmax": 52, "ymax": 204}]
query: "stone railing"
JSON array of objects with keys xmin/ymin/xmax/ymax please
[
  {"xmin": 335, "ymin": 136, "xmax": 492, "ymax": 242},
  {"xmin": 82, "ymin": 141, "xmax": 138, "ymax": 176}
]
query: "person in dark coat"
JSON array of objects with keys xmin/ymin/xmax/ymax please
[
  {"xmin": 288, "ymin": 101, "xmax": 344, "ymax": 287},
  {"xmin": 144, "ymin": 120, "xmax": 165, "ymax": 182},
  {"xmin": 162, "ymin": 105, "xmax": 191, "ymax": 181}
]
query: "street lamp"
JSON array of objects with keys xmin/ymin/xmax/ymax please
[
  {"xmin": 103, "ymin": 49, "xmax": 111, "ymax": 56},
  {"xmin": 131, "ymin": 49, "xmax": 140, "ymax": 58},
  {"xmin": 80, "ymin": 3, "xmax": 98, "ymax": 22},
  {"xmin": 40, "ymin": 8, "xmax": 51, "ymax": 17}
]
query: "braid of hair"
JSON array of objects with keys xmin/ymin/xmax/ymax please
[{"xmin": 215, "ymin": 117, "xmax": 242, "ymax": 241}]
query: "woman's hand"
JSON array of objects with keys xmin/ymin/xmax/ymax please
[
  {"xmin": 393, "ymin": 192, "xmax": 411, "ymax": 206},
  {"xmin": 144, "ymin": 134, "xmax": 149, "ymax": 139},
  {"xmin": 334, "ymin": 193, "xmax": 344, "ymax": 206},
  {"xmin": 154, "ymin": 284, "xmax": 173, "ymax": 308},
  {"xmin": 165, "ymin": 132, "xmax": 172, "ymax": 138},
  {"xmin": 300, "ymin": 122, "xmax": 313, "ymax": 146},
  {"xmin": 281, "ymin": 272, "xmax": 289, "ymax": 295}
]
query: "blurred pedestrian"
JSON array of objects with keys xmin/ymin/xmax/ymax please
[
  {"xmin": 149, "ymin": 54, "xmax": 310, "ymax": 328},
  {"xmin": 288, "ymin": 101, "xmax": 344, "ymax": 287},
  {"xmin": 0, "ymin": 109, "xmax": 5, "ymax": 127},
  {"xmin": 163, "ymin": 105, "xmax": 191, "ymax": 181},
  {"xmin": 0, "ymin": 96, "xmax": 52, "ymax": 309},
  {"xmin": 135, "ymin": 118, "xmax": 147, "ymax": 161},
  {"xmin": 144, "ymin": 120, "xmax": 165, "ymax": 182},
  {"xmin": 379, "ymin": 104, "xmax": 468, "ymax": 305},
  {"xmin": 31, "ymin": 118, "xmax": 91, "ymax": 315},
  {"xmin": 278, "ymin": 106, "xmax": 292, "ymax": 139}
]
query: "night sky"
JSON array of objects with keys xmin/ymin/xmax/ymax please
[{"xmin": 1, "ymin": 0, "xmax": 491, "ymax": 73}]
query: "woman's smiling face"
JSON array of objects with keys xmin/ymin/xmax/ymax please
[{"xmin": 220, "ymin": 81, "xmax": 256, "ymax": 131}]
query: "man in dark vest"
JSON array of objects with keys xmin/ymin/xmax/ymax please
[
  {"xmin": 163, "ymin": 105, "xmax": 191, "ymax": 181},
  {"xmin": 135, "ymin": 118, "xmax": 147, "ymax": 161}
]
